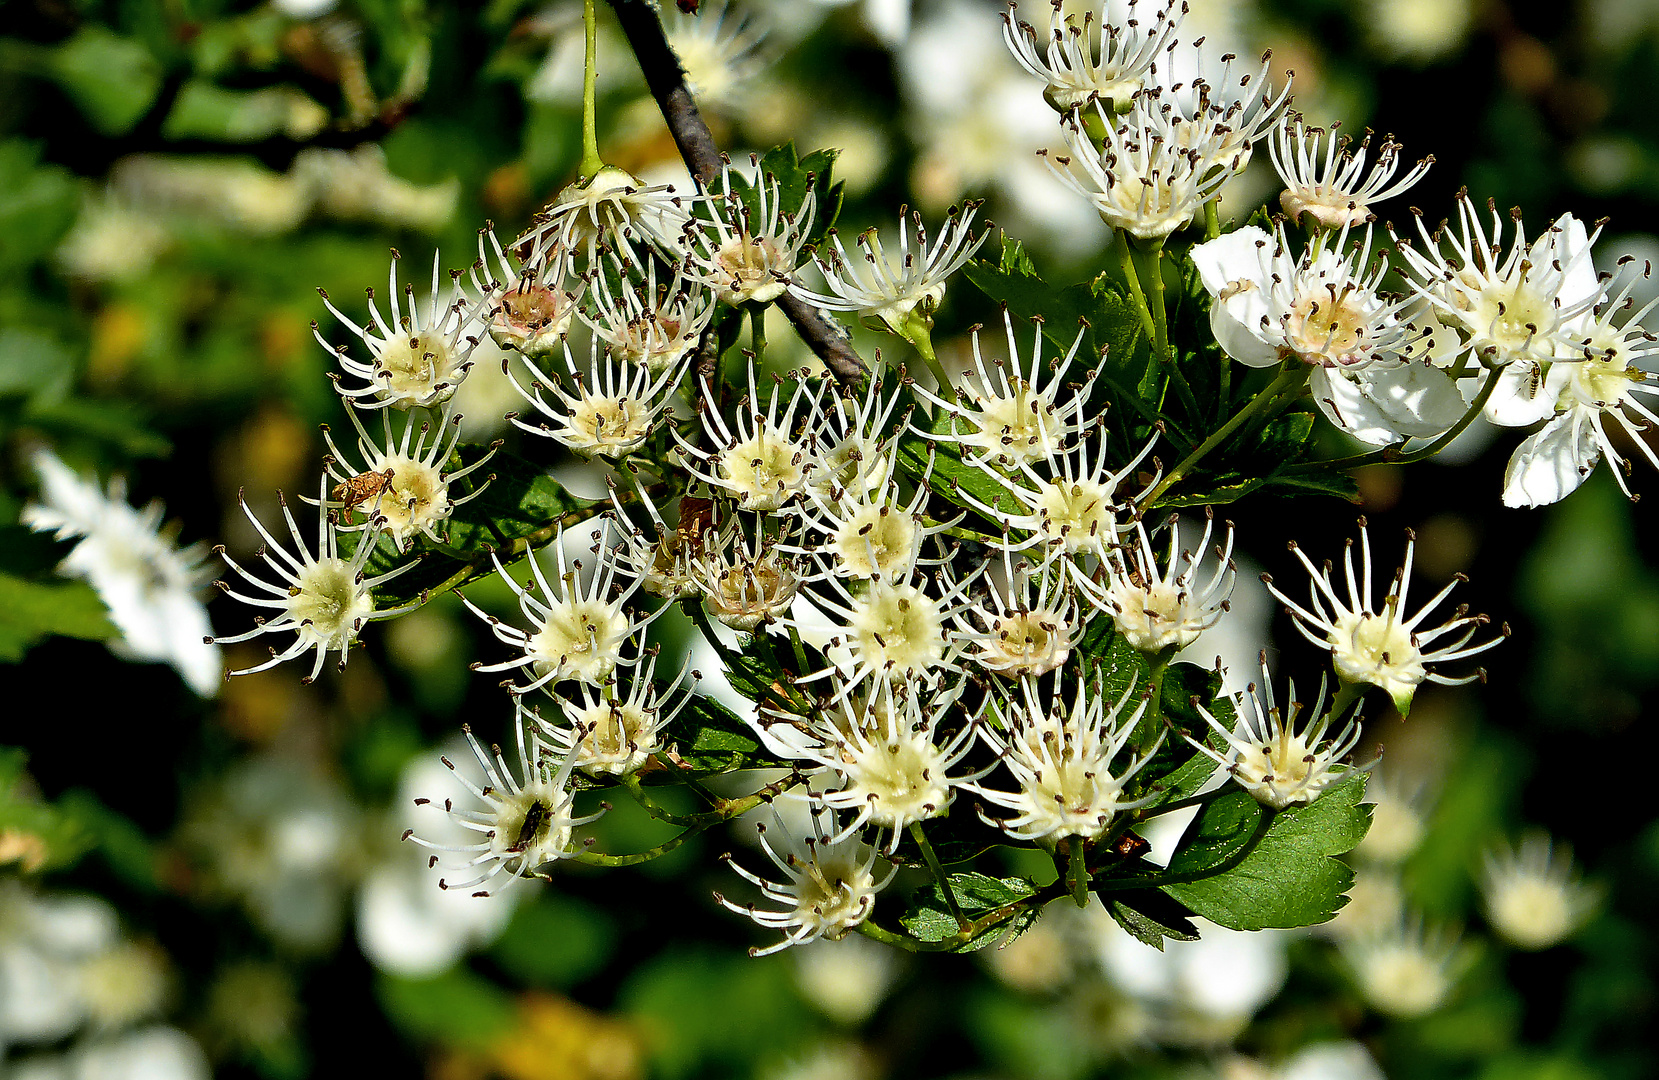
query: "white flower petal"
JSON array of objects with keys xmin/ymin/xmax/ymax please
[
  {"xmin": 1484, "ymin": 362, "xmax": 1561, "ymax": 427},
  {"xmin": 1502, "ymin": 411, "xmax": 1601, "ymax": 508}
]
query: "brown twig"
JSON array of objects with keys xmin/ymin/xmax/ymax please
[{"xmin": 603, "ymin": 0, "xmax": 868, "ymax": 386}]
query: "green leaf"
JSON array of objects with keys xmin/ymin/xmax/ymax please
[
  {"xmin": 0, "ymin": 572, "xmax": 117, "ymax": 662},
  {"xmin": 654, "ymin": 691, "xmax": 779, "ymax": 777},
  {"xmin": 489, "ymin": 895, "xmax": 616, "ymax": 988},
  {"xmin": 1162, "ymin": 778, "xmax": 1372, "ymax": 931},
  {"xmin": 49, "ymin": 28, "xmax": 165, "ymax": 137},
  {"xmin": 964, "ymin": 239, "xmax": 1147, "ymax": 385},
  {"xmin": 350, "ymin": 447, "xmax": 598, "ymax": 608},
  {"xmin": 0, "ymin": 329, "xmax": 74, "ymax": 403},
  {"xmin": 0, "ymin": 142, "xmax": 79, "ymax": 273},
  {"xmin": 718, "ymin": 631, "xmax": 799, "ymax": 715},
  {"xmin": 0, "ymin": 750, "xmax": 96, "ymax": 873},
  {"xmin": 23, "ymin": 398, "xmax": 172, "ymax": 459},
  {"xmin": 376, "ymin": 969, "xmax": 516, "ymax": 1050},
  {"xmin": 1102, "ymin": 889, "xmax": 1201, "ymax": 950},
  {"xmin": 891, "ymin": 417, "xmax": 1015, "ymax": 518},
  {"xmin": 899, "ymin": 873, "xmax": 1037, "ymax": 950}
]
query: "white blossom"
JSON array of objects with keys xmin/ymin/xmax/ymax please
[{"xmin": 1001, "ymin": 0, "xmax": 1185, "ymax": 113}]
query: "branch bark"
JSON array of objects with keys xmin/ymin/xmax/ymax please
[{"xmin": 603, "ymin": 0, "xmax": 868, "ymax": 386}]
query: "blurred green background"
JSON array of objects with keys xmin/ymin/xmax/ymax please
[{"xmin": 2, "ymin": 1, "xmax": 1657, "ymax": 1078}]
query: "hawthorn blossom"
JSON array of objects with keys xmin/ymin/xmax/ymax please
[
  {"xmin": 684, "ymin": 156, "xmax": 817, "ymax": 305},
  {"xmin": 716, "ymin": 803, "xmax": 895, "ymax": 956},
  {"xmin": 1190, "ymin": 223, "xmax": 1465, "ymax": 446},
  {"xmin": 1480, "ymin": 833, "xmax": 1598, "ymax": 950},
  {"xmin": 1001, "ymin": 0, "xmax": 1185, "ymax": 113},
  {"xmin": 1269, "ymin": 116, "xmax": 1432, "ymax": 230},
  {"xmin": 1087, "ymin": 511, "xmax": 1236, "ymax": 654},
  {"xmin": 406, "ymin": 707, "xmax": 603, "ymax": 894},
  {"xmin": 317, "ymin": 250, "xmax": 481, "ymax": 411},
  {"xmin": 800, "ymin": 202, "xmax": 988, "ymax": 334},
  {"xmin": 209, "ymin": 477, "xmax": 421, "ymax": 683},
  {"xmin": 1262, "ymin": 521, "xmax": 1505, "ymax": 713}
]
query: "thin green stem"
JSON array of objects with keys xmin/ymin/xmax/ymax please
[
  {"xmin": 1119, "ymin": 234, "xmax": 1158, "ymax": 342},
  {"xmin": 1204, "ymin": 200, "xmax": 1221, "ymax": 241},
  {"xmin": 910, "ymin": 821, "xmax": 966, "ymax": 928},
  {"xmin": 908, "ymin": 323, "xmax": 954, "ymax": 401},
  {"xmin": 787, "ymin": 625, "xmax": 811, "ymax": 680},
  {"xmin": 1138, "ymin": 783, "xmax": 1231, "ymax": 820},
  {"xmin": 621, "ymin": 775, "xmax": 700, "ymax": 827},
  {"xmin": 570, "ymin": 823, "xmax": 709, "ymax": 867},
  {"xmin": 1145, "ymin": 361, "xmax": 1308, "ymax": 506},
  {"xmin": 1067, "ymin": 838, "xmax": 1090, "ymax": 909},
  {"xmin": 580, "ymin": 0, "xmax": 604, "ymax": 177}
]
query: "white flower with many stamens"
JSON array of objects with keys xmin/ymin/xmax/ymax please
[
  {"xmin": 964, "ymin": 427, "xmax": 1158, "ymax": 566},
  {"xmin": 1480, "ymin": 833, "xmax": 1598, "ymax": 950},
  {"xmin": 663, "ymin": 0, "xmax": 764, "ymax": 111},
  {"xmin": 716, "ymin": 803, "xmax": 894, "ymax": 956},
  {"xmin": 1045, "ymin": 94, "xmax": 1229, "ymax": 240},
  {"xmin": 534, "ymin": 653, "xmax": 695, "ymax": 777},
  {"xmin": 23, "ymin": 449, "xmax": 222, "ymax": 696},
  {"xmin": 804, "ymin": 372, "xmax": 908, "ymax": 501},
  {"xmin": 954, "ymin": 549, "xmax": 1080, "ymax": 677},
  {"xmin": 914, "ymin": 311, "xmax": 1101, "ymax": 470},
  {"xmin": 1001, "ymin": 0, "xmax": 1185, "ymax": 113},
  {"xmin": 1168, "ymin": 49, "xmax": 1294, "ymax": 178},
  {"xmin": 1341, "ymin": 918, "xmax": 1464, "ymax": 1019},
  {"xmin": 463, "ymin": 528, "xmax": 662, "ymax": 693},
  {"xmin": 677, "ymin": 363, "xmax": 824, "ymax": 512},
  {"xmin": 1191, "ymin": 661, "xmax": 1367, "ymax": 809},
  {"xmin": 517, "ymin": 166, "xmax": 689, "ymax": 270},
  {"xmin": 469, "ymin": 226, "xmax": 583, "ymax": 359},
  {"xmin": 684, "ymin": 156, "xmax": 816, "ymax": 306},
  {"xmin": 799, "ymin": 457, "xmax": 957, "ymax": 583},
  {"xmin": 583, "ymin": 257, "xmax": 713, "ymax": 374},
  {"xmin": 802, "ymin": 681, "xmax": 982, "ymax": 850},
  {"xmin": 319, "ymin": 404, "xmax": 497, "ymax": 551},
  {"xmin": 807, "ymin": 565, "xmax": 979, "ymax": 689},
  {"xmin": 606, "ymin": 473, "xmax": 703, "ymax": 602},
  {"xmin": 694, "ymin": 518, "xmax": 804, "ymax": 631},
  {"xmin": 972, "ymin": 673, "xmax": 1160, "ymax": 841},
  {"xmin": 1394, "ymin": 197, "xmax": 1604, "ymax": 427},
  {"xmin": 406, "ymin": 708, "xmax": 603, "ymax": 895},
  {"xmin": 504, "ymin": 333, "xmax": 685, "ymax": 459},
  {"xmin": 1085, "ymin": 511, "xmax": 1235, "ymax": 654},
  {"xmin": 210, "ymin": 476, "xmax": 421, "ymax": 683},
  {"xmin": 1502, "ymin": 273, "xmax": 1659, "ymax": 507},
  {"xmin": 1191, "ymin": 222, "xmax": 1466, "ymax": 446},
  {"xmin": 799, "ymin": 202, "xmax": 988, "ymax": 334},
  {"xmin": 317, "ymin": 250, "xmax": 481, "ymax": 411},
  {"xmin": 1270, "ymin": 116, "xmax": 1432, "ymax": 230},
  {"xmin": 1263, "ymin": 521, "xmax": 1506, "ymax": 714}
]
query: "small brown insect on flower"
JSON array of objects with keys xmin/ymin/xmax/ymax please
[
  {"xmin": 333, "ymin": 468, "xmax": 397, "ymax": 524},
  {"xmin": 676, "ymin": 0, "xmax": 700, "ymax": 12}
]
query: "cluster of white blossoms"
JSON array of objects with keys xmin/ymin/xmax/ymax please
[{"xmin": 189, "ymin": 0, "xmax": 1659, "ymax": 963}]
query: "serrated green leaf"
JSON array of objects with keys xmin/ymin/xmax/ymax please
[
  {"xmin": 0, "ymin": 572, "xmax": 117, "ymax": 662},
  {"xmin": 899, "ymin": 873, "xmax": 1037, "ymax": 950},
  {"xmin": 350, "ymin": 447, "xmax": 598, "ymax": 607},
  {"xmin": 1162, "ymin": 777, "xmax": 1372, "ymax": 931},
  {"xmin": 1102, "ymin": 889, "xmax": 1200, "ymax": 950}
]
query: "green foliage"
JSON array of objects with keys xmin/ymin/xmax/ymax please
[
  {"xmin": 48, "ymin": 27, "xmax": 165, "ymax": 136},
  {"xmin": 1162, "ymin": 779, "xmax": 1372, "ymax": 931},
  {"xmin": 655, "ymin": 690, "xmax": 777, "ymax": 777},
  {"xmin": 1101, "ymin": 888, "xmax": 1201, "ymax": 950},
  {"xmin": 899, "ymin": 872, "xmax": 1037, "ymax": 950},
  {"xmin": 377, "ymin": 969, "xmax": 518, "ymax": 1051},
  {"xmin": 714, "ymin": 142, "xmax": 844, "ymax": 247},
  {"xmin": 0, "ymin": 572, "xmax": 116, "ymax": 662},
  {"xmin": 621, "ymin": 946, "xmax": 813, "ymax": 1079},
  {"xmin": 489, "ymin": 895, "xmax": 617, "ymax": 988},
  {"xmin": 0, "ymin": 143, "xmax": 80, "ymax": 275}
]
